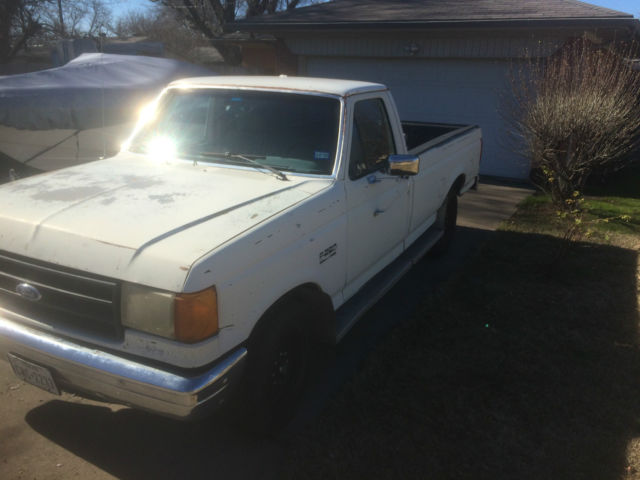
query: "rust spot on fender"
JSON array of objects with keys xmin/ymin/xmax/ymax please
[{"xmin": 179, "ymin": 266, "xmax": 189, "ymax": 271}]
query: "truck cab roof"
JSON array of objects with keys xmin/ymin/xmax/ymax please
[{"xmin": 168, "ymin": 75, "xmax": 387, "ymax": 97}]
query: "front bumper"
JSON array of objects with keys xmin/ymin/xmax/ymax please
[{"xmin": 0, "ymin": 310, "xmax": 247, "ymax": 419}]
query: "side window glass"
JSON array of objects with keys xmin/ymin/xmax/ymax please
[{"xmin": 349, "ymin": 98, "xmax": 396, "ymax": 180}]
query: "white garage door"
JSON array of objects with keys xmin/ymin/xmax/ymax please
[{"xmin": 305, "ymin": 57, "xmax": 530, "ymax": 179}]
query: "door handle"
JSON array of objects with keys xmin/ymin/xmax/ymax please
[
  {"xmin": 373, "ymin": 208, "xmax": 385, "ymax": 217},
  {"xmin": 367, "ymin": 174, "xmax": 381, "ymax": 184}
]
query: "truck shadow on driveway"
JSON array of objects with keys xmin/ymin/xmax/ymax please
[
  {"xmin": 23, "ymin": 226, "xmax": 492, "ymax": 480},
  {"xmin": 28, "ymin": 227, "xmax": 640, "ymax": 479},
  {"xmin": 282, "ymin": 231, "xmax": 640, "ymax": 480},
  {"xmin": 25, "ymin": 401, "xmax": 279, "ymax": 480}
]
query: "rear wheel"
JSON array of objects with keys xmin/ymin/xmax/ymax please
[{"xmin": 431, "ymin": 189, "xmax": 458, "ymax": 255}]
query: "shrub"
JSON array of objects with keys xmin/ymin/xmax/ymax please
[{"xmin": 509, "ymin": 38, "xmax": 640, "ymax": 208}]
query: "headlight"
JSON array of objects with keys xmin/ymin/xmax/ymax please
[{"xmin": 121, "ymin": 283, "xmax": 219, "ymax": 343}]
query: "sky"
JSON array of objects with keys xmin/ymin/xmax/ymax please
[
  {"xmin": 112, "ymin": 0, "xmax": 639, "ymax": 20},
  {"xmin": 585, "ymin": 0, "xmax": 639, "ymax": 17},
  {"xmin": 110, "ymin": 0, "xmax": 153, "ymax": 19}
]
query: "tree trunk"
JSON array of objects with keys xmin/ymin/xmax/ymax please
[
  {"xmin": 0, "ymin": 0, "xmax": 20, "ymax": 63},
  {"xmin": 57, "ymin": 0, "xmax": 66, "ymax": 37}
]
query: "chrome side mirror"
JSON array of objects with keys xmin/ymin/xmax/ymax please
[{"xmin": 388, "ymin": 154, "xmax": 419, "ymax": 176}]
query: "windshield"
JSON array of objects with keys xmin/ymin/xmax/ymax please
[{"xmin": 129, "ymin": 89, "xmax": 342, "ymax": 176}]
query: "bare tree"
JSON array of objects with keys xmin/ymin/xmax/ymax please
[
  {"xmin": 43, "ymin": 0, "xmax": 111, "ymax": 38},
  {"xmin": 507, "ymin": 37, "xmax": 640, "ymax": 206},
  {"xmin": 1, "ymin": 0, "xmax": 114, "ymax": 64},
  {"xmin": 152, "ymin": 0, "xmax": 316, "ymax": 64},
  {"xmin": 112, "ymin": 6, "xmax": 213, "ymax": 63},
  {"xmin": 82, "ymin": 0, "xmax": 111, "ymax": 36},
  {"xmin": 0, "ymin": 0, "xmax": 45, "ymax": 64},
  {"xmin": 245, "ymin": 0, "xmax": 301, "ymax": 16},
  {"xmin": 112, "ymin": 9, "xmax": 159, "ymax": 38},
  {"xmin": 55, "ymin": 0, "xmax": 65, "ymax": 36}
]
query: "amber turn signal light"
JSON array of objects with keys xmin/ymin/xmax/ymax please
[{"xmin": 174, "ymin": 287, "xmax": 219, "ymax": 343}]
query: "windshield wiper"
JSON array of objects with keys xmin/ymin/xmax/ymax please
[{"xmin": 196, "ymin": 151, "xmax": 288, "ymax": 181}]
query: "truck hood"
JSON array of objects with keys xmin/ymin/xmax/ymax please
[{"xmin": 0, "ymin": 154, "xmax": 331, "ymax": 290}]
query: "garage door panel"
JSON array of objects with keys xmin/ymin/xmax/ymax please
[{"xmin": 306, "ymin": 57, "xmax": 529, "ymax": 179}]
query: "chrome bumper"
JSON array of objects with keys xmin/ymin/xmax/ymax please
[{"xmin": 0, "ymin": 313, "xmax": 247, "ymax": 419}]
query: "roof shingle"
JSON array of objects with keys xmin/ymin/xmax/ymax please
[{"xmin": 233, "ymin": 0, "xmax": 634, "ymax": 27}]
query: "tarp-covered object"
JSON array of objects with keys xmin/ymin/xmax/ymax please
[{"xmin": 0, "ymin": 53, "xmax": 213, "ymax": 130}]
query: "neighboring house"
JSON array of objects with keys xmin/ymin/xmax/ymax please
[{"xmin": 229, "ymin": 0, "xmax": 640, "ymax": 179}]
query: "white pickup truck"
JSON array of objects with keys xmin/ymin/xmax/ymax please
[{"xmin": 0, "ymin": 76, "xmax": 480, "ymax": 426}]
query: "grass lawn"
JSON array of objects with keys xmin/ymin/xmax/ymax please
[
  {"xmin": 283, "ymin": 169, "xmax": 640, "ymax": 479},
  {"xmin": 510, "ymin": 168, "xmax": 640, "ymax": 242}
]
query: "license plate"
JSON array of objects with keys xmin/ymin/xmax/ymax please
[{"xmin": 8, "ymin": 353, "xmax": 60, "ymax": 395}]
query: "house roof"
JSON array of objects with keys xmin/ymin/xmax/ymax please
[{"xmin": 230, "ymin": 0, "xmax": 637, "ymax": 31}]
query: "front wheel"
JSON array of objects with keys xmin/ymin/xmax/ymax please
[
  {"xmin": 431, "ymin": 189, "xmax": 458, "ymax": 255},
  {"xmin": 242, "ymin": 302, "xmax": 309, "ymax": 434}
]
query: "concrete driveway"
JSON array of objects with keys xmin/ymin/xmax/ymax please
[
  {"xmin": 458, "ymin": 181, "xmax": 534, "ymax": 231},
  {"xmin": 0, "ymin": 181, "xmax": 533, "ymax": 480}
]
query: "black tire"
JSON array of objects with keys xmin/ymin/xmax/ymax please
[
  {"xmin": 241, "ymin": 301, "xmax": 310, "ymax": 434},
  {"xmin": 431, "ymin": 189, "xmax": 458, "ymax": 256}
]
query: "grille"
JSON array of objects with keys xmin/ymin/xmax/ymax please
[{"xmin": 0, "ymin": 251, "xmax": 122, "ymax": 339}]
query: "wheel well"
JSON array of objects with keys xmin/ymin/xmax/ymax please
[
  {"xmin": 452, "ymin": 174, "xmax": 466, "ymax": 196},
  {"xmin": 249, "ymin": 283, "xmax": 336, "ymax": 346}
]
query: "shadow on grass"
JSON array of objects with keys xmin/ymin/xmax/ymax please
[
  {"xmin": 586, "ymin": 165, "xmax": 640, "ymax": 200},
  {"xmin": 285, "ymin": 231, "xmax": 640, "ymax": 480}
]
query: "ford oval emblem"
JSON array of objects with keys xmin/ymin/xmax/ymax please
[{"xmin": 15, "ymin": 283, "xmax": 42, "ymax": 302}]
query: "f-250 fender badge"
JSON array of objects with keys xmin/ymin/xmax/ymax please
[{"xmin": 319, "ymin": 244, "xmax": 337, "ymax": 264}]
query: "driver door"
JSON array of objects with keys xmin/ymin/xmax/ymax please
[{"xmin": 343, "ymin": 96, "xmax": 411, "ymax": 299}]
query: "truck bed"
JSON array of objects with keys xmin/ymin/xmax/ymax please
[{"xmin": 402, "ymin": 121, "xmax": 478, "ymax": 155}]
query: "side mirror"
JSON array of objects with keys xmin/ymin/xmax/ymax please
[{"xmin": 388, "ymin": 154, "xmax": 419, "ymax": 176}]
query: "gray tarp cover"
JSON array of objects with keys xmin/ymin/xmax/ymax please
[{"xmin": 0, "ymin": 53, "xmax": 212, "ymax": 130}]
